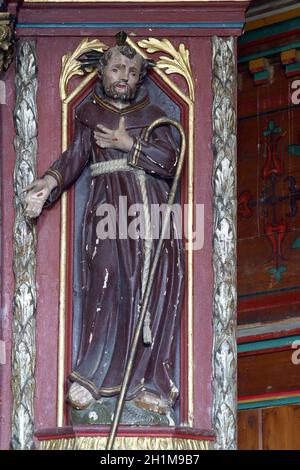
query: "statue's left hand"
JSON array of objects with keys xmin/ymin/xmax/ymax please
[{"xmin": 94, "ymin": 116, "xmax": 134, "ymax": 152}]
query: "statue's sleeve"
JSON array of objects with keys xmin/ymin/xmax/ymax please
[
  {"xmin": 44, "ymin": 116, "xmax": 92, "ymax": 204},
  {"xmin": 127, "ymin": 124, "xmax": 179, "ymax": 178}
]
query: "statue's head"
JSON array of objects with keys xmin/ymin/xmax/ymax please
[
  {"xmin": 98, "ymin": 44, "xmax": 148, "ymax": 102},
  {"xmin": 79, "ymin": 32, "xmax": 154, "ymax": 103}
]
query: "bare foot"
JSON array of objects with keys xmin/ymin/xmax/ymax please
[
  {"xmin": 67, "ymin": 382, "xmax": 94, "ymax": 409},
  {"xmin": 133, "ymin": 391, "xmax": 170, "ymax": 415}
]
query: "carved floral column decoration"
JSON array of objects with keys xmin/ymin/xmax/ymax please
[
  {"xmin": 11, "ymin": 40, "xmax": 38, "ymax": 450},
  {"xmin": 212, "ymin": 36, "xmax": 237, "ymax": 450}
]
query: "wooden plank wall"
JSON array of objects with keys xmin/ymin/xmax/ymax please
[{"xmin": 238, "ymin": 405, "xmax": 300, "ymax": 449}]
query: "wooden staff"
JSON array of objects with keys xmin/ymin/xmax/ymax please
[{"xmin": 106, "ymin": 117, "xmax": 186, "ymax": 450}]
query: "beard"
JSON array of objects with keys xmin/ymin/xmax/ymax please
[{"xmin": 103, "ymin": 80, "xmax": 136, "ymax": 102}]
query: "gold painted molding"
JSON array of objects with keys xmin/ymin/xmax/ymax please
[
  {"xmin": 57, "ymin": 36, "xmax": 195, "ymax": 429},
  {"xmin": 39, "ymin": 436, "xmax": 212, "ymax": 450}
]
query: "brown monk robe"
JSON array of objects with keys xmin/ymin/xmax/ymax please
[
  {"xmin": 23, "ymin": 41, "xmax": 184, "ymax": 418},
  {"xmin": 45, "ymin": 81, "xmax": 184, "ymax": 411}
]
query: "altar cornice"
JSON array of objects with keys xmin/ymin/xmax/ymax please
[{"xmin": 15, "ymin": 0, "xmax": 250, "ymax": 38}]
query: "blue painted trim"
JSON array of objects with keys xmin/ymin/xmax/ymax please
[
  {"xmin": 238, "ymin": 395, "xmax": 300, "ymax": 410},
  {"xmin": 238, "ymin": 335, "xmax": 300, "ymax": 353},
  {"xmin": 238, "ymin": 41, "xmax": 300, "ymax": 64},
  {"xmin": 238, "ymin": 285, "xmax": 300, "ymax": 299},
  {"xmin": 16, "ymin": 21, "xmax": 244, "ymax": 29}
]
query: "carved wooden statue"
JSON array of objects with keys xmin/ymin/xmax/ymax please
[{"xmin": 23, "ymin": 33, "xmax": 184, "ymax": 427}]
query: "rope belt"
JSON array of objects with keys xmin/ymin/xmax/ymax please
[
  {"xmin": 90, "ymin": 159, "xmax": 132, "ymax": 177},
  {"xmin": 90, "ymin": 159, "xmax": 153, "ymax": 345}
]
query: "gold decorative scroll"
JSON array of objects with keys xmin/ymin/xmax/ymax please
[
  {"xmin": 39, "ymin": 436, "xmax": 212, "ymax": 450},
  {"xmin": 60, "ymin": 38, "xmax": 108, "ymax": 101}
]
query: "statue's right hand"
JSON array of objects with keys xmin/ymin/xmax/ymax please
[{"xmin": 22, "ymin": 177, "xmax": 55, "ymax": 218}]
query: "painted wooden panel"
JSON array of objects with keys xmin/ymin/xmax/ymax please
[
  {"xmin": 238, "ymin": 349, "xmax": 300, "ymax": 396},
  {"xmin": 237, "ymin": 43, "xmax": 300, "ymax": 325}
]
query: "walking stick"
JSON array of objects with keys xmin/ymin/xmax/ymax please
[{"xmin": 106, "ymin": 117, "xmax": 186, "ymax": 450}]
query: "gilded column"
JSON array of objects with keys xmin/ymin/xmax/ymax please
[
  {"xmin": 11, "ymin": 40, "xmax": 38, "ymax": 449},
  {"xmin": 211, "ymin": 36, "xmax": 237, "ymax": 450}
]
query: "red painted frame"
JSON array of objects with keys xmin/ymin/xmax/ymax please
[{"xmin": 0, "ymin": 0, "xmax": 248, "ymax": 450}]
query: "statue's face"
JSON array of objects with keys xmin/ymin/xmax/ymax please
[{"xmin": 102, "ymin": 50, "xmax": 143, "ymax": 102}]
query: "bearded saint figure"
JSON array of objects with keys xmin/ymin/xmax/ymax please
[{"xmin": 23, "ymin": 33, "xmax": 184, "ymax": 425}]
